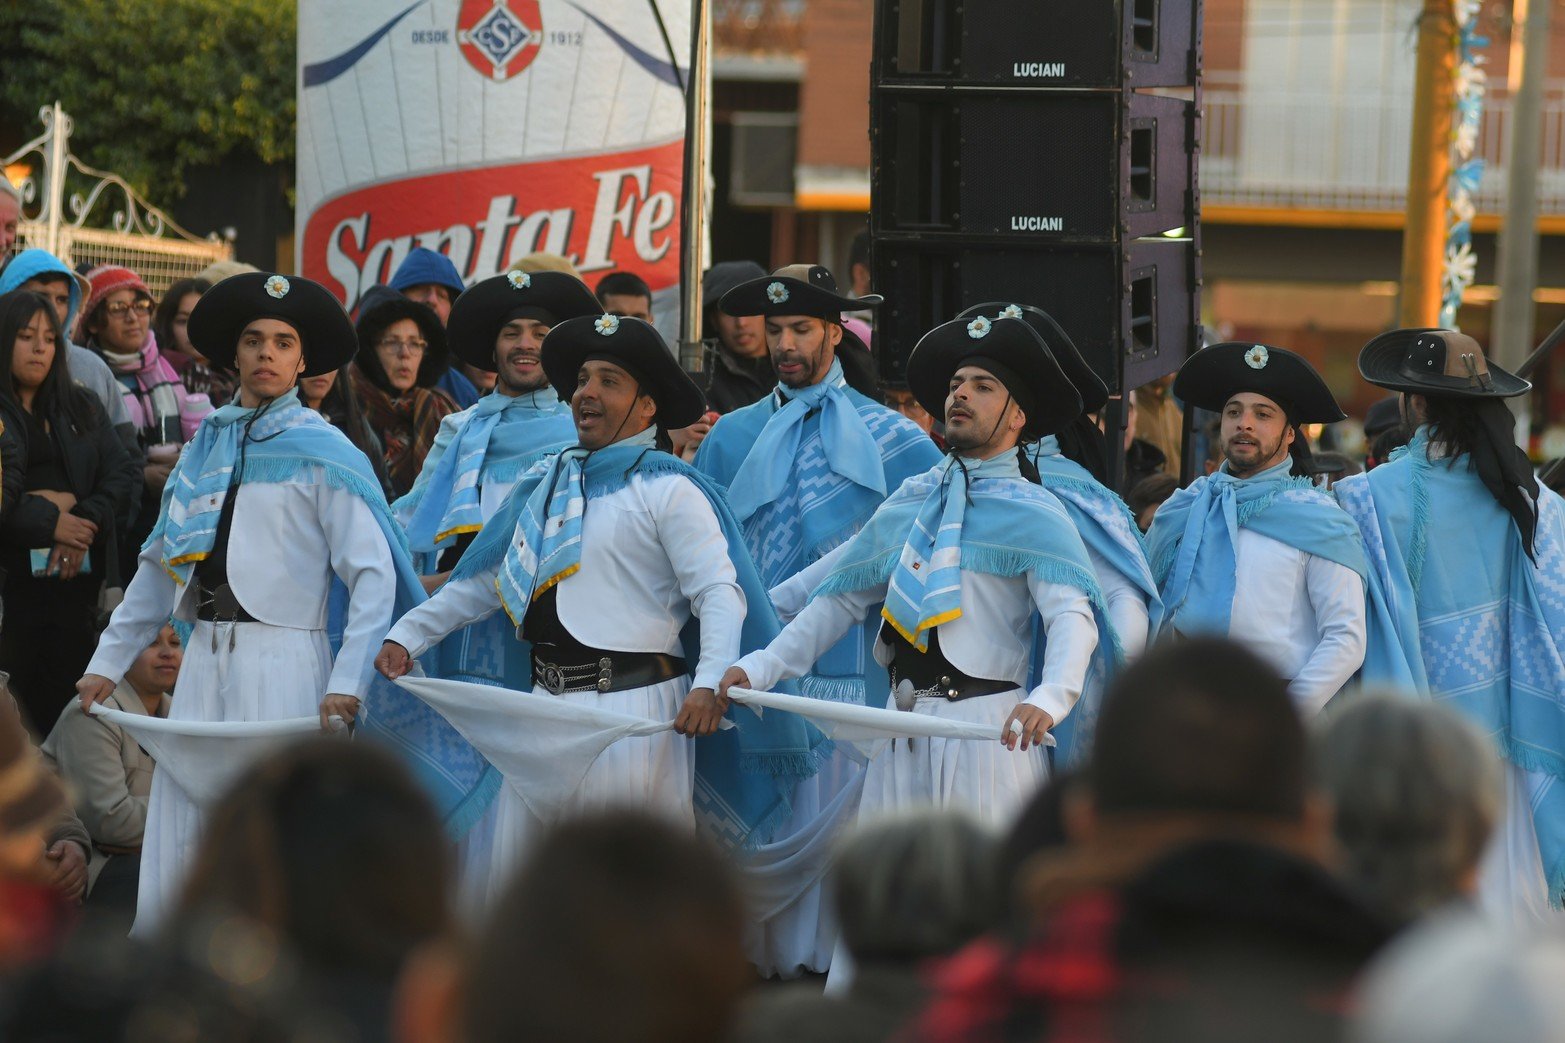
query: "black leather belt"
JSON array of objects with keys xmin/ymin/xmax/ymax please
[
  {"xmin": 885, "ymin": 624, "xmax": 1015, "ymax": 707},
  {"xmin": 888, "ymin": 668, "xmax": 1016, "ymax": 707},
  {"xmin": 531, "ymin": 648, "xmax": 687, "ymax": 695},
  {"xmin": 195, "ymin": 583, "xmax": 257, "ymax": 623}
]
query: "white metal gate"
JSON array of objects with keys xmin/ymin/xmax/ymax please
[{"xmin": 3, "ymin": 103, "xmax": 233, "ymax": 298}]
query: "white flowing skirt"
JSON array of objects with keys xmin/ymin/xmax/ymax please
[
  {"xmin": 459, "ymin": 675, "xmax": 696, "ymax": 913},
  {"xmin": 1478, "ymin": 761, "xmax": 1565, "ymax": 926},
  {"xmin": 133, "ymin": 622, "xmax": 331, "ymax": 938},
  {"xmin": 859, "ymin": 687, "xmax": 1048, "ymax": 829}
]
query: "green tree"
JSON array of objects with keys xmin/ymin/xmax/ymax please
[{"xmin": 0, "ymin": 0, "xmax": 296, "ymax": 210}]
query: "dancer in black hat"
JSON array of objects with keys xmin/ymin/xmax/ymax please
[
  {"xmin": 694, "ymin": 262, "xmax": 940, "ymax": 974},
  {"xmin": 1338, "ymin": 327, "xmax": 1565, "ymax": 921},
  {"xmin": 721, "ymin": 314, "xmax": 1106, "ymax": 825},
  {"xmin": 378, "ymin": 315, "xmax": 819, "ymax": 908},
  {"xmin": 77, "ymin": 272, "xmax": 428, "ymax": 934},
  {"xmin": 1145, "ymin": 342, "xmax": 1369, "ymax": 715}
]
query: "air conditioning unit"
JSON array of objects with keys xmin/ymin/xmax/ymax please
[{"xmin": 729, "ymin": 112, "xmax": 798, "ymax": 207}]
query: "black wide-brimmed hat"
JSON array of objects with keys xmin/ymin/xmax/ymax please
[
  {"xmin": 956, "ymin": 301, "xmax": 1109, "ymax": 414},
  {"xmin": 188, "ymin": 272, "xmax": 357, "ymax": 378},
  {"xmin": 1173, "ymin": 342, "xmax": 1346, "ymax": 423},
  {"xmin": 718, "ymin": 264, "xmax": 880, "ymax": 321},
  {"xmin": 541, "ymin": 314, "xmax": 706, "ymax": 429},
  {"xmin": 352, "ymin": 286, "xmax": 449, "ymax": 390},
  {"xmin": 905, "ymin": 315, "xmax": 1082, "ymax": 439},
  {"xmin": 446, "ymin": 269, "xmax": 602, "ymax": 370},
  {"xmin": 1358, "ymin": 327, "xmax": 1530, "ymax": 399}
]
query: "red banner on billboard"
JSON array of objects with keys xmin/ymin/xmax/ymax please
[{"xmin": 301, "ymin": 138, "xmax": 683, "ymax": 309}]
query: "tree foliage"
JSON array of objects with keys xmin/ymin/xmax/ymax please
[{"xmin": 0, "ymin": 0, "xmax": 296, "ymax": 209}]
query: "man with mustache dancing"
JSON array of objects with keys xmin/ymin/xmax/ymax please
[{"xmin": 1144, "ymin": 342, "xmax": 1368, "ymax": 714}]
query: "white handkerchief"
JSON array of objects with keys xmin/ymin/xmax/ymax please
[
  {"xmin": 394, "ymin": 676, "xmax": 678, "ymax": 824},
  {"xmin": 90, "ymin": 706, "xmax": 339, "ymax": 808}
]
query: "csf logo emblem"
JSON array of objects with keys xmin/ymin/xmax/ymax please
[{"xmin": 456, "ymin": 0, "xmax": 543, "ymax": 82}]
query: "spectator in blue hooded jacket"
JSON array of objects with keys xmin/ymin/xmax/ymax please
[
  {"xmin": 387, "ymin": 247, "xmax": 479, "ymax": 408},
  {"xmin": 0, "ymin": 249, "xmax": 144, "ymax": 527}
]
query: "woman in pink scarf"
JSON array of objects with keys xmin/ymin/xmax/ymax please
[{"xmin": 77, "ymin": 265, "xmax": 211, "ymax": 546}]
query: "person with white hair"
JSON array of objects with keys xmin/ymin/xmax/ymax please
[
  {"xmin": 1313, "ymin": 693, "xmax": 1501, "ymax": 928},
  {"xmin": 1353, "ymin": 913, "xmax": 1565, "ymax": 1043}
]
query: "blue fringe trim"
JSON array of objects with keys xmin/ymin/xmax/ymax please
[
  {"xmin": 1407, "ymin": 455, "xmax": 1431, "ymax": 595},
  {"xmin": 814, "ymin": 550, "xmax": 899, "ymax": 599}
]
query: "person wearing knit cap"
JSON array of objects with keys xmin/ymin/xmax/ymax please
[
  {"xmin": 958, "ymin": 302, "xmax": 1161, "ymax": 767},
  {"xmin": 387, "ymin": 248, "xmax": 481, "ymax": 409},
  {"xmin": 722, "ymin": 315, "xmax": 1105, "ymax": 829},
  {"xmin": 75, "ymin": 272, "xmax": 446, "ymax": 936},
  {"xmin": 693, "ymin": 264, "xmax": 940, "ymax": 974},
  {"xmin": 1145, "ymin": 342, "xmax": 1369, "ymax": 715},
  {"xmin": 1339, "ymin": 327, "xmax": 1565, "ymax": 922},
  {"xmin": 378, "ymin": 315, "xmax": 821, "ymax": 906},
  {"xmin": 78, "ymin": 264, "xmax": 214, "ymax": 552}
]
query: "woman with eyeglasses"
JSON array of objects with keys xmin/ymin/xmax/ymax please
[
  {"xmin": 77, "ymin": 266, "xmax": 213, "ymax": 552},
  {"xmin": 348, "ymin": 285, "xmax": 457, "ymax": 496},
  {"xmin": 0, "ymin": 290, "xmax": 139, "ymax": 732}
]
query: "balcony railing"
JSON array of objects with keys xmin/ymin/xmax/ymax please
[
  {"xmin": 714, "ymin": 0, "xmax": 805, "ymax": 55},
  {"xmin": 1201, "ymin": 73, "xmax": 1565, "ymax": 214}
]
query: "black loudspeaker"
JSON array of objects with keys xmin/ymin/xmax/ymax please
[
  {"xmin": 869, "ymin": 0, "xmax": 1202, "ymax": 404},
  {"xmin": 879, "ymin": 0, "xmax": 1198, "ymax": 88},
  {"xmin": 875, "ymin": 238, "xmax": 1196, "ymax": 396},
  {"xmin": 874, "ymin": 89, "xmax": 1195, "ymax": 241}
]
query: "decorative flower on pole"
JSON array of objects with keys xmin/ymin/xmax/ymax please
[{"xmin": 1442, "ymin": 4, "xmax": 1488, "ymax": 328}]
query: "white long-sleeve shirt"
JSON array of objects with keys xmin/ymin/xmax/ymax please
[
  {"xmin": 1227, "ymin": 528, "xmax": 1366, "ymax": 714},
  {"xmin": 1087, "ymin": 544, "xmax": 1151, "ymax": 659},
  {"xmin": 740, "ymin": 566, "xmax": 1098, "ymax": 724},
  {"xmin": 87, "ymin": 474, "xmax": 398, "ymax": 699},
  {"xmin": 388, "ymin": 472, "xmax": 745, "ymax": 691}
]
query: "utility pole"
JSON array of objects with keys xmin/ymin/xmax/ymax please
[
  {"xmin": 1493, "ymin": 0, "xmax": 1552, "ymax": 433},
  {"xmin": 1400, "ymin": 0, "xmax": 1457, "ymax": 327}
]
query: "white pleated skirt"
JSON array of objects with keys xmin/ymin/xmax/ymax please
[
  {"xmin": 459, "ymin": 675, "xmax": 696, "ymax": 913},
  {"xmin": 132, "ymin": 622, "xmax": 332, "ymax": 938},
  {"xmin": 859, "ymin": 687, "xmax": 1049, "ymax": 830}
]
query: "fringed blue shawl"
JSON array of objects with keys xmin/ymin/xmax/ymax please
[
  {"xmin": 393, "ymin": 389, "xmax": 576, "ymax": 559},
  {"xmin": 1146, "ymin": 459, "xmax": 1368, "ymax": 637},
  {"xmin": 695, "ymin": 375, "xmax": 940, "ymax": 703},
  {"xmin": 1337, "ymin": 428, "xmax": 1565, "ymax": 905}
]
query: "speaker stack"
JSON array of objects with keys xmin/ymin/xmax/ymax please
[{"xmin": 869, "ymin": 0, "xmax": 1202, "ymax": 410}]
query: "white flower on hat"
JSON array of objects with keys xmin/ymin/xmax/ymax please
[
  {"xmin": 264, "ymin": 275, "xmax": 290, "ymax": 299},
  {"xmin": 999, "ymin": 304, "xmax": 1024, "ymax": 320},
  {"xmin": 967, "ymin": 316, "xmax": 992, "ymax": 339},
  {"xmin": 766, "ymin": 281, "xmax": 789, "ymax": 304},
  {"xmin": 507, "ymin": 269, "xmax": 531, "ymax": 290},
  {"xmin": 1245, "ymin": 345, "xmax": 1270, "ymax": 370},
  {"xmin": 594, "ymin": 314, "xmax": 620, "ymax": 336}
]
